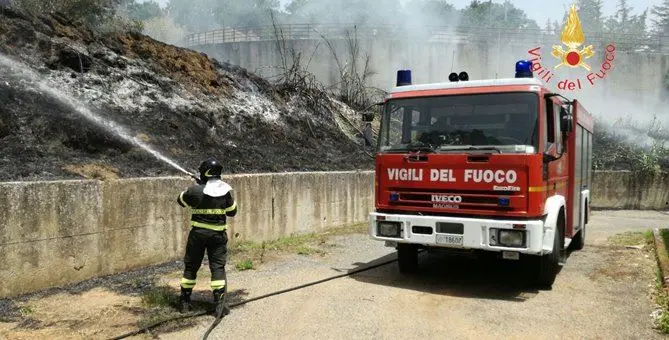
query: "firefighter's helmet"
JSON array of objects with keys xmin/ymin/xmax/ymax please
[{"xmin": 198, "ymin": 157, "xmax": 223, "ymax": 180}]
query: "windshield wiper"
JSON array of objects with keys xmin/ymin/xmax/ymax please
[
  {"xmin": 439, "ymin": 145, "xmax": 502, "ymax": 153},
  {"xmin": 385, "ymin": 142, "xmax": 436, "ymax": 153}
]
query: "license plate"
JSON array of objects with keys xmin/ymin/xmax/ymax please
[
  {"xmin": 435, "ymin": 234, "xmax": 463, "ymax": 246},
  {"xmin": 502, "ymin": 251, "xmax": 520, "ymax": 260}
]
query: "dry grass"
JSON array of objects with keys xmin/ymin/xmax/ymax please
[
  {"xmin": 62, "ymin": 163, "xmax": 119, "ymax": 180},
  {"xmin": 589, "ymin": 231, "xmax": 655, "ymax": 281},
  {"xmin": 647, "ymin": 229, "xmax": 669, "ymax": 333},
  {"xmin": 118, "ymin": 33, "xmax": 230, "ymax": 95},
  {"xmin": 608, "ymin": 230, "xmax": 654, "ymax": 247},
  {"xmin": 228, "ymin": 223, "xmax": 367, "ymax": 268}
]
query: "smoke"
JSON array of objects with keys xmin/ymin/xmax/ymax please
[
  {"xmin": 133, "ymin": 0, "xmax": 668, "ymax": 151},
  {"xmin": 140, "ymin": 15, "xmax": 187, "ymax": 45},
  {"xmin": 513, "ymin": 40, "xmax": 669, "ymax": 149}
]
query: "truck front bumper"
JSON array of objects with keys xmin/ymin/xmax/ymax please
[{"xmin": 369, "ymin": 212, "xmax": 547, "ymax": 255}]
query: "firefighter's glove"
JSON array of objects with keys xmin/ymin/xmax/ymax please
[{"xmin": 191, "ymin": 174, "xmax": 204, "ymax": 185}]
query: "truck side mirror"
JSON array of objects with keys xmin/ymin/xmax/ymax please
[
  {"xmin": 560, "ymin": 107, "xmax": 573, "ymax": 133},
  {"xmin": 363, "ymin": 101, "xmax": 385, "ymax": 122}
]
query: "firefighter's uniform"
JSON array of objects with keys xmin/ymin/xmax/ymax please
[{"xmin": 176, "ymin": 157, "xmax": 237, "ymax": 317}]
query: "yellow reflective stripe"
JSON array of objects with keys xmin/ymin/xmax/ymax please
[
  {"xmin": 180, "ymin": 278, "xmax": 196, "ymax": 288},
  {"xmin": 191, "ymin": 221, "xmax": 227, "ymax": 231},
  {"xmin": 190, "ymin": 203, "xmax": 236, "ymax": 215},
  {"xmin": 211, "ymin": 280, "xmax": 226, "ymax": 289},
  {"xmin": 179, "ymin": 192, "xmax": 189, "ymax": 207},
  {"xmin": 191, "ymin": 209, "xmax": 227, "ymax": 214},
  {"xmin": 529, "ymin": 180, "xmax": 569, "ymax": 192}
]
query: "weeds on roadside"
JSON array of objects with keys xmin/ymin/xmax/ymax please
[
  {"xmin": 235, "ymin": 260, "xmax": 254, "ymax": 271},
  {"xmin": 652, "ymin": 265, "xmax": 669, "ymax": 333},
  {"xmin": 647, "ymin": 229, "xmax": 669, "ymax": 333},
  {"xmin": 141, "ymin": 285, "xmax": 177, "ymax": 308},
  {"xmin": 19, "ymin": 305, "xmax": 33, "ymax": 316},
  {"xmin": 608, "ymin": 231, "xmax": 654, "ymax": 247},
  {"xmin": 228, "ymin": 223, "xmax": 366, "ymax": 266}
]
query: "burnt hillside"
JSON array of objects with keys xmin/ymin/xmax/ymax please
[{"xmin": 0, "ymin": 8, "xmax": 373, "ymax": 181}]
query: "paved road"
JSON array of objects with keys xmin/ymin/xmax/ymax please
[{"xmin": 157, "ymin": 210, "xmax": 668, "ymax": 340}]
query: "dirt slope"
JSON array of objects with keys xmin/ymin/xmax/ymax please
[{"xmin": 0, "ymin": 8, "xmax": 373, "ymax": 181}]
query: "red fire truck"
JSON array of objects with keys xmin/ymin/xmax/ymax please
[{"xmin": 367, "ymin": 61, "xmax": 594, "ymax": 287}]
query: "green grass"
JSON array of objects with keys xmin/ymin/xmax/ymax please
[
  {"xmin": 235, "ymin": 259, "xmax": 254, "ymax": 271},
  {"xmin": 295, "ymin": 245, "xmax": 324, "ymax": 255},
  {"xmin": 648, "ymin": 228, "xmax": 669, "ymax": 334},
  {"xmin": 606, "ymin": 229, "xmax": 669, "ymax": 333},
  {"xmin": 608, "ymin": 230, "xmax": 654, "ymax": 247},
  {"xmin": 661, "ymin": 229, "xmax": 669, "ymax": 256},
  {"xmin": 653, "ymin": 264, "xmax": 669, "ymax": 333},
  {"xmin": 230, "ymin": 223, "xmax": 366, "ymax": 255},
  {"xmin": 226, "ymin": 223, "xmax": 366, "ymax": 270},
  {"xmin": 19, "ymin": 306, "xmax": 33, "ymax": 316},
  {"xmin": 140, "ymin": 285, "xmax": 178, "ymax": 308}
]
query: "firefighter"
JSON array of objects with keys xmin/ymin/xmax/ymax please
[
  {"xmin": 176, "ymin": 157, "xmax": 237, "ymax": 318},
  {"xmin": 363, "ymin": 122, "xmax": 373, "ymax": 146}
]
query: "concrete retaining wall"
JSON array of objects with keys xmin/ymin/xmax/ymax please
[
  {"xmin": 591, "ymin": 171, "xmax": 669, "ymax": 210},
  {"xmin": 0, "ymin": 170, "xmax": 667, "ymax": 298},
  {"xmin": 0, "ymin": 171, "xmax": 374, "ymax": 298},
  {"xmin": 195, "ymin": 39, "xmax": 669, "ymax": 114}
]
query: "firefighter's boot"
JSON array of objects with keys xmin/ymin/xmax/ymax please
[
  {"xmin": 179, "ymin": 287, "xmax": 192, "ymax": 313},
  {"xmin": 213, "ymin": 288, "xmax": 230, "ymax": 318}
]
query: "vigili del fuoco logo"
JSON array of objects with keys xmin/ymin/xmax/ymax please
[{"xmin": 525, "ymin": 4, "xmax": 616, "ymax": 91}]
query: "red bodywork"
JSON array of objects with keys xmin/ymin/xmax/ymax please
[{"xmin": 375, "ymin": 83, "xmax": 594, "ymax": 238}]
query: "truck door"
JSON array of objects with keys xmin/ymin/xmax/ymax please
[{"xmin": 544, "ymin": 98, "xmax": 569, "ymax": 212}]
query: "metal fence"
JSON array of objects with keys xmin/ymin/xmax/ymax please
[{"xmin": 183, "ymin": 24, "xmax": 669, "ymax": 54}]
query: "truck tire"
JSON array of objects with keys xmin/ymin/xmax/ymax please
[
  {"xmin": 397, "ymin": 244, "xmax": 418, "ymax": 273},
  {"xmin": 536, "ymin": 213, "xmax": 564, "ymax": 288},
  {"xmin": 571, "ymin": 224, "xmax": 585, "ymax": 251}
]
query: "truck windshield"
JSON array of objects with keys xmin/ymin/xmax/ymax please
[{"xmin": 378, "ymin": 92, "xmax": 540, "ymax": 153}]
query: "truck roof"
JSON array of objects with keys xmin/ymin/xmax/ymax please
[{"xmin": 390, "ymin": 77, "xmax": 545, "ymax": 94}]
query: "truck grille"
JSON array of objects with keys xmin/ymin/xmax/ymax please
[{"xmin": 390, "ymin": 188, "xmax": 525, "ymax": 211}]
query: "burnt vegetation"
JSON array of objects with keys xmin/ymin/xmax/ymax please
[
  {"xmin": 0, "ymin": 5, "xmax": 375, "ymax": 181},
  {"xmin": 1, "ymin": 0, "xmax": 668, "ymax": 180},
  {"xmin": 594, "ymin": 115, "xmax": 669, "ymax": 174}
]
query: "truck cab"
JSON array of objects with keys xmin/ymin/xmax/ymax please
[{"xmin": 367, "ymin": 61, "xmax": 594, "ymax": 288}]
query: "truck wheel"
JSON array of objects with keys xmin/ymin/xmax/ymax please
[
  {"xmin": 397, "ymin": 244, "xmax": 418, "ymax": 273},
  {"xmin": 571, "ymin": 224, "xmax": 585, "ymax": 251},
  {"xmin": 536, "ymin": 214, "xmax": 564, "ymax": 288}
]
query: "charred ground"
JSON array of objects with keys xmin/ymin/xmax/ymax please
[{"xmin": 0, "ymin": 8, "xmax": 374, "ymax": 181}]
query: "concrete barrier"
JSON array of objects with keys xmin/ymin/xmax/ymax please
[
  {"xmin": 0, "ymin": 169, "xmax": 666, "ymax": 298},
  {"xmin": 591, "ymin": 170, "xmax": 669, "ymax": 210},
  {"xmin": 0, "ymin": 171, "xmax": 374, "ymax": 298}
]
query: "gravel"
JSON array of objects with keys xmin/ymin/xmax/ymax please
[{"xmin": 155, "ymin": 211, "xmax": 668, "ymax": 340}]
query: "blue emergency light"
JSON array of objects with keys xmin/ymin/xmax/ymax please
[
  {"xmin": 397, "ymin": 70, "xmax": 412, "ymax": 86},
  {"xmin": 390, "ymin": 192, "xmax": 400, "ymax": 202},
  {"xmin": 515, "ymin": 60, "xmax": 533, "ymax": 78},
  {"xmin": 498, "ymin": 197, "xmax": 510, "ymax": 206}
]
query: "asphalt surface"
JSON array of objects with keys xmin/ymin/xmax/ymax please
[{"xmin": 156, "ymin": 210, "xmax": 668, "ymax": 340}]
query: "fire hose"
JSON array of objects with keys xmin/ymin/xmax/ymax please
[
  {"xmin": 108, "ymin": 254, "xmax": 409, "ymax": 340},
  {"xmin": 109, "ymin": 171, "xmax": 404, "ymax": 339}
]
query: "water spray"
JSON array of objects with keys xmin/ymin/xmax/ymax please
[{"xmin": 0, "ymin": 53, "xmax": 193, "ymax": 177}]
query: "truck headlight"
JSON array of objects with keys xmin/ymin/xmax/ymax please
[
  {"xmin": 377, "ymin": 221, "xmax": 401, "ymax": 238},
  {"xmin": 499, "ymin": 230, "xmax": 525, "ymax": 247}
]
